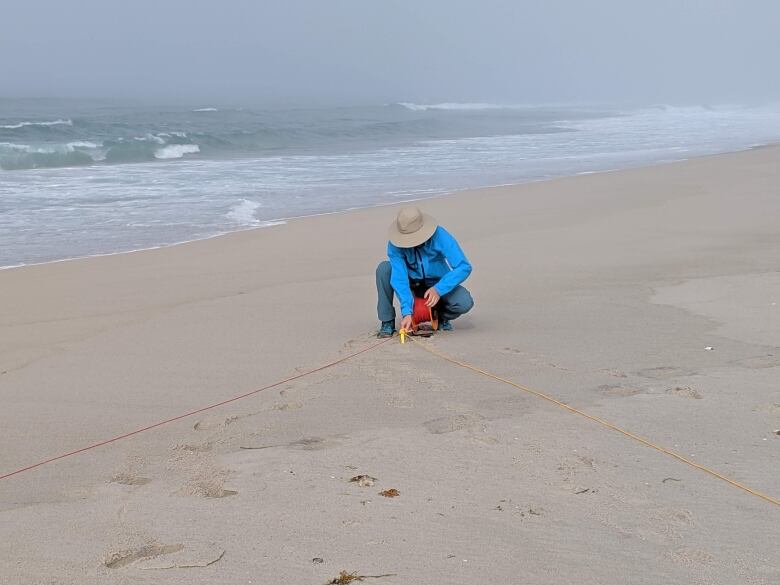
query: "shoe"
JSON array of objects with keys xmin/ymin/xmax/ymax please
[
  {"xmin": 440, "ymin": 320, "xmax": 453, "ymax": 331},
  {"xmin": 377, "ymin": 320, "xmax": 396, "ymax": 338}
]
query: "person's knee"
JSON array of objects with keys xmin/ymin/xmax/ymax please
[
  {"xmin": 459, "ymin": 291, "xmax": 474, "ymax": 314},
  {"xmin": 376, "ymin": 260, "xmax": 391, "ymax": 277},
  {"xmin": 445, "ymin": 288, "xmax": 474, "ymax": 316}
]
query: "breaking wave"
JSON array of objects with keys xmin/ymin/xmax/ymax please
[
  {"xmin": 0, "ymin": 118, "xmax": 73, "ymax": 129},
  {"xmin": 154, "ymin": 144, "xmax": 200, "ymax": 159},
  {"xmin": 0, "ymin": 132, "xmax": 201, "ymax": 169},
  {"xmin": 0, "ymin": 141, "xmax": 96, "ymax": 170},
  {"xmin": 226, "ymin": 199, "xmax": 261, "ymax": 225}
]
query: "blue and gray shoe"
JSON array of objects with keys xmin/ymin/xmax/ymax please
[
  {"xmin": 440, "ymin": 320, "xmax": 453, "ymax": 331},
  {"xmin": 377, "ymin": 320, "xmax": 396, "ymax": 338}
]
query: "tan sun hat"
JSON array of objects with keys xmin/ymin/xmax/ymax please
[{"xmin": 388, "ymin": 206, "xmax": 438, "ymax": 248}]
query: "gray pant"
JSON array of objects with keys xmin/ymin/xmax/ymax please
[{"xmin": 376, "ymin": 260, "xmax": 474, "ymax": 322}]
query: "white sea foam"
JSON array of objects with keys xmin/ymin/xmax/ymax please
[
  {"xmin": 193, "ymin": 107, "xmax": 218, "ymax": 112},
  {"xmin": 135, "ymin": 133, "xmax": 166, "ymax": 144},
  {"xmin": 67, "ymin": 141, "xmax": 99, "ymax": 149},
  {"xmin": 0, "ymin": 142, "xmax": 31, "ymax": 151},
  {"xmin": 1, "ymin": 142, "xmax": 62, "ymax": 154},
  {"xmin": 0, "ymin": 118, "xmax": 73, "ymax": 129},
  {"xmin": 1, "ymin": 141, "xmax": 99, "ymax": 154},
  {"xmin": 154, "ymin": 144, "xmax": 200, "ymax": 159},
  {"xmin": 226, "ymin": 199, "xmax": 261, "ymax": 225}
]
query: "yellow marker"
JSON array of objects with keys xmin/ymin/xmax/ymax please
[{"xmin": 399, "ymin": 328, "xmax": 406, "ymax": 344}]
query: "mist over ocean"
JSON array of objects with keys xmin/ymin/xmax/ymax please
[{"xmin": 2, "ymin": 99, "xmax": 780, "ymax": 267}]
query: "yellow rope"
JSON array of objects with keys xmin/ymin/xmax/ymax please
[{"xmin": 406, "ymin": 336, "xmax": 780, "ymax": 508}]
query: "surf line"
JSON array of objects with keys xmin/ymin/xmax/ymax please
[
  {"xmin": 0, "ymin": 337, "xmax": 393, "ymax": 482},
  {"xmin": 405, "ymin": 335, "xmax": 780, "ymax": 509}
]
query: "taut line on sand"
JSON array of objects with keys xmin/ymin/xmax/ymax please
[
  {"xmin": 0, "ymin": 337, "xmax": 393, "ymax": 482},
  {"xmin": 405, "ymin": 336, "xmax": 779, "ymax": 509},
  {"xmin": 3, "ymin": 330, "xmax": 777, "ymax": 510}
]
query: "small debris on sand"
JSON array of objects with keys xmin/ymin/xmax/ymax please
[
  {"xmin": 327, "ymin": 571, "xmax": 397, "ymax": 584},
  {"xmin": 350, "ymin": 475, "xmax": 377, "ymax": 487},
  {"xmin": 329, "ymin": 571, "xmax": 360, "ymax": 584},
  {"xmin": 379, "ymin": 488, "xmax": 400, "ymax": 498}
]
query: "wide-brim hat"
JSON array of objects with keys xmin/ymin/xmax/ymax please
[{"xmin": 389, "ymin": 206, "xmax": 438, "ymax": 248}]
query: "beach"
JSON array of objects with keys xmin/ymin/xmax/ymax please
[{"xmin": 1, "ymin": 146, "xmax": 779, "ymax": 584}]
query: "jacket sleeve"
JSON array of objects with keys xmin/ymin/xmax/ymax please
[
  {"xmin": 387, "ymin": 242, "xmax": 414, "ymax": 316},
  {"xmin": 432, "ymin": 227, "xmax": 472, "ymax": 296}
]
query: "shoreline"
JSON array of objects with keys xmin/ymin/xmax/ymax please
[{"xmin": 3, "ymin": 140, "xmax": 776, "ymax": 272}]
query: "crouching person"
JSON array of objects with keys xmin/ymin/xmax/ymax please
[{"xmin": 376, "ymin": 206, "xmax": 474, "ymax": 337}]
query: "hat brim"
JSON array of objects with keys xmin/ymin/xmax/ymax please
[{"xmin": 388, "ymin": 213, "xmax": 438, "ymax": 248}]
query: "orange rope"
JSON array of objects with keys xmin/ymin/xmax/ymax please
[{"xmin": 407, "ymin": 336, "xmax": 779, "ymax": 508}]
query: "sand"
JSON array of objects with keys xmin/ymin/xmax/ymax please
[{"xmin": 1, "ymin": 146, "xmax": 779, "ymax": 584}]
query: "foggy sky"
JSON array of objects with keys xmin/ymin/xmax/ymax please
[{"xmin": 1, "ymin": 0, "xmax": 778, "ymax": 105}]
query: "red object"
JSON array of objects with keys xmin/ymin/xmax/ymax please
[
  {"xmin": 412, "ymin": 296, "xmax": 438, "ymax": 330},
  {"xmin": 412, "ymin": 297, "xmax": 432, "ymax": 324}
]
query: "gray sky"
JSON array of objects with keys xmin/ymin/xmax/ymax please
[{"xmin": 1, "ymin": 0, "xmax": 778, "ymax": 105}]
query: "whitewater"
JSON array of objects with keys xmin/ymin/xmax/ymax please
[{"xmin": 2, "ymin": 100, "xmax": 780, "ymax": 267}]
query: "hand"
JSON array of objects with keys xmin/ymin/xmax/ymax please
[
  {"xmin": 424, "ymin": 287, "xmax": 441, "ymax": 308},
  {"xmin": 400, "ymin": 315, "xmax": 413, "ymax": 332}
]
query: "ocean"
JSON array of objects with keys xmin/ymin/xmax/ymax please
[{"xmin": 2, "ymin": 99, "xmax": 780, "ymax": 268}]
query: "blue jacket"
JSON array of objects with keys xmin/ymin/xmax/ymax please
[{"xmin": 387, "ymin": 226, "xmax": 472, "ymax": 316}]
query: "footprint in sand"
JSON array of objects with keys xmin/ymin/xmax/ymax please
[
  {"xmin": 109, "ymin": 455, "xmax": 151, "ymax": 486},
  {"xmin": 636, "ymin": 366, "xmax": 694, "ymax": 380},
  {"xmin": 599, "ymin": 368, "xmax": 628, "ymax": 378},
  {"xmin": 104, "ymin": 543, "xmax": 184, "ymax": 569},
  {"xmin": 240, "ymin": 435, "xmax": 345, "ymax": 452},
  {"xmin": 414, "ymin": 372, "xmax": 448, "ymax": 392},
  {"xmin": 193, "ymin": 415, "xmax": 238, "ymax": 431},
  {"xmin": 387, "ymin": 393, "xmax": 415, "ymax": 409},
  {"xmin": 735, "ymin": 354, "xmax": 780, "ymax": 369},
  {"xmin": 502, "ymin": 348, "xmax": 569, "ymax": 371},
  {"xmin": 110, "ymin": 473, "xmax": 151, "ymax": 486},
  {"xmin": 170, "ymin": 448, "xmax": 238, "ymax": 498},
  {"xmin": 756, "ymin": 403, "xmax": 780, "ymax": 418},
  {"xmin": 597, "ymin": 384, "xmax": 644, "ymax": 398},
  {"xmin": 502, "ymin": 347, "xmax": 526, "ymax": 355},
  {"xmin": 183, "ymin": 478, "xmax": 238, "ymax": 499},
  {"xmin": 469, "ymin": 431, "xmax": 500, "ymax": 445},
  {"xmin": 666, "ymin": 386, "xmax": 703, "ymax": 399},
  {"xmin": 272, "ymin": 401, "xmax": 303, "ymax": 411},
  {"xmin": 649, "ymin": 507, "xmax": 696, "ymax": 542},
  {"xmin": 424, "ymin": 413, "xmax": 485, "ymax": 434},
  {"xmin": 668, "ymin": 547, "xmax": 715, "ymax": 567},
  {"xmin": 289, "ymin": 436, "xmax": 342, "ymax": 451},
  {"xmin": 172, "ymin": 442, "xmax": 213, "ymax": 453},
  {"xmin": 557, "ymin": 454, "xmax": 597, "ymax": 482}
]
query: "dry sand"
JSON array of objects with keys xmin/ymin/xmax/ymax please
[{"xmin": 1, "ymin": 147, "xmax": 779, "ymax": 584}]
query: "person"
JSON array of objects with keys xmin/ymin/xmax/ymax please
[{"xmin": 376, "ymin": 206, "xmax": 474, "ymax": 337}]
